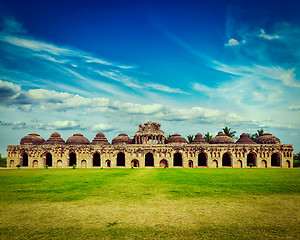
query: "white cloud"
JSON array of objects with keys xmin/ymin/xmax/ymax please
[
  {"xmin": 288, "ymin": 105, "xmax": 300, "ymax": 111},
  {"xmin": 35, "ymin": 120, "xmax": 80, "ymax": 130},
  {"xmin": 146, "ymin": 83, "xmax": 188, "ymax": 94},
  {"xmin": 259, "ymin": 29, "xmax": 280, "ymax": 40},
  {"xmin": 0, "ymin": 80, "xmax": 21, "ymax": 99},
  {"xmin": 225, "ymin": 38, "xmax": 239, "ymax": 46},
  {"xmin": 91, "ymin": 123, "xmax": 114, "ymax": 131}
]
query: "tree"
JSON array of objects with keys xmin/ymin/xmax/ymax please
[
  {"xmin": 220, "ymin": 126, "xmax": 237, "ymax": 139},
  {"xmin": 187, "ymin": 135, "xmax": 194, "ymax": 143},
  {"xmin": 294, "ymin": 152, "xmax": 300, "ymax": 167},
  {"xmin": 247, "ymin": 129, "xmax": 264, "ymax": 141},
  {"xmin": 204, "ymin": 132, "xmax": 213, "ymax": 143}
]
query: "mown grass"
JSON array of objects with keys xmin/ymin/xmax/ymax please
[{"xmin": 0, "ymin": 168, "xmax": 299, "ymax": 239}]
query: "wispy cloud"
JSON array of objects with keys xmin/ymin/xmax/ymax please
[
  {"xmin": 225, "ymin": 38, "xmax": 239, "ymax": 46},
  {"xmin": 259, "ymin": 29, "xmax": 280, "ymax": 40}
]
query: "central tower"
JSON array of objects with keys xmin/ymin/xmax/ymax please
[{"xmin": 133, "ymin": 121, "xmax": 166, "ymax": 144}]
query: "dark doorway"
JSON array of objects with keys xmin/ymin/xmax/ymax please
[
  {"xmin": 247, "ymin": 153, "xmax": 256, "ymax": 166},
  {"xmin": 69, "ymin": 152, "xmax": 76, "ymax": 166},
  {"xmin": 23, "ymin": 153, "xmax": 28, "ymax": 167},
  {"xmin": 271, "ymin": 153, "xmax": 280, "ymax": 166},
  {"xmin": 117, "ymin": 152, "xmax": 125, "ymax": 166},
  {"xmin": 198, "ymin": 153, "xmax": 207, "ymax": 166},
  {"xmin": 159, "ymin": 159, "xmax": 168, "ymax": 168},
  {"xmin": 188, "ymin": 160, "xmax": 193, "ymax": 168},
  {"xmin": 222, "ymin": 153, "xmax": 231, "ymax": 167},
  {"xmin": 46, "ymin": 153, "xmax": 52, "ymax": 167},
  {"xmin": 145, "ymin": 152, "xmax": 154, "ymax": 166},
  {"xmin": 173, "ymin": 153, "xmax": 182, "ymax": 166},
  {"xmin": 106, "ymin": 160, "xmax": 111, "ymax": 168},
  {"xmin": 93, "ymin": 152, "xmax": 101, "ymax": 167}
]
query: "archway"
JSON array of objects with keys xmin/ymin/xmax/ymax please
[
  {"xmin": 173, "ymin": 152, "xmax": 183, "ymax": 167},
  {"xmin": 159, "ymin": 159, "xmax": 168, "ymax": 168},
  {"xmin": 10, "ymin": 160, "xmax": 15, "ymax": 167},
  {"xmin": 286, "ymin": 160, "xmax": 291, "ymax": 168},
  {"xmin": 22, "ymin": 153, "xmax": 28, "ymax": 167},
  {"xmin": 33, "ymin": 160, "xmax": 38, "ymax": 168},
  {"xmin": 131, "ymin": 159, "xmax": 139, "ymax": 168},
  {"xmin": 188, "ymin": 160, "xmax": 193, "ymax": 168},
  {"xmin": 93, "ymin": 152, "xmax": 101, "ymax": 167},
  {"xmin": 237, "ymin": 160, "xmax": 242, "ymax": 168},
  {"xmin": 222, "ymin": 153, "xmax": 231, "ymax": 167},
  {"xmin": 117, "ymin": 152, "xmax": 125, "ymax": 166},
  {"xmin": 247, "ymin": 152, "xmax": 256, "ymax": 166},
  {"xmin": 106, "ymin": 160, "xmax": 111, "ymax": 168},
  {"xmin": 212, "ymin": 160, "xmax": 218, "ymax": 168},
  {"xmin": 81, "ymin": 160, "xmax": 87, "ymax": 168},
  {"xmin": 145, "ymin": 152, "xmax": 154, "ymax": 167},
  {"xmin": 261, "ymin": 160, "xmax": 267, "ymax": 168},
  {"xmin": 69, "ymin": 152, "xmax": 76, "ymax": 166},
  {"xmin": 46, "ymin": 153, "xmax": 52, "ymax": 167},
  {"xmin": 198, "ymin": 152, "xmax": 207, "ymax": 166},
  {"xmin": 271, "ymin": 153, "xmax": 280, "ymax": 167},
  {"xmin": 57, "ymin": 160, "xmax": 62, "ymax": 168}
]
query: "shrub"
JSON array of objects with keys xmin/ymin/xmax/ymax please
[
  {"xmin": 72, "ymin": 164, "xmax": 76, "ymax": 169},
  {"xmin": 248, "ymin": 163, "xmax": 254, "ymax": 168},
  {"xmin": 44, "ymin": 165, "xmax": 48, "ymax": 169},
  {"xmin": 16, "ymin": 164, "xmax": 21, "ymax": 169}
]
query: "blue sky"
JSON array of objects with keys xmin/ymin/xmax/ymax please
[{"xmin": 0, "ymin": 0, "xmax": 300, "ymax": 155}]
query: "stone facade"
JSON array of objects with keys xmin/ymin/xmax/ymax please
[{"xmin": 6, "ymin": 121, "xmax": 294, "ymax": 168}]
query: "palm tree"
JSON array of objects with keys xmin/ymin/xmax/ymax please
[
  {"xmin": 221, "ymin": 126, "xmax": 237, "ymax": 139},
  {"xmin": 187, "ymin": 135, "xmax": 194, "ymax": 143},
  {"xmin": 249, "ymin": 129, "xmax": 264, "ymax": 141},
  {"xmin": 204, "ymin": 132, "xmax": 213, "ymax": 143}
]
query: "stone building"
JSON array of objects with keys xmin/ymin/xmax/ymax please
[{"xmin": 6, "ymin": 121, "xmax": 293, "ymax": 168}]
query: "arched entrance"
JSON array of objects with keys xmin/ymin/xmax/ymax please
[
  {"xmin": 271, "ymin": 153, "xmax": 280, "ymax": 167},
  {"xmin": 212, "ymin": 160, "xmax": 218, "ymax": 168},
  {"xmin": 145, "ymin": 152, "xmax": 154, "ymax": 167},
  {"xmin": 286, "ymin": 160, "xmax": 291, "ymax": 168},
  {"xmin": 57, "ymin": 160, "xmax": 62, "ymax": 168},
  {"xmin": 188, "ymin": 160, "xmax": 193, "ymax": 168},
  {"xmin": 81, "ymin": 160, "xmax": 87, "ymax": 168},
  {"xmin": 159, "ymin": 159, "xmax": 168, "ymax": 168},
  {"xmin": 22, "ymin": 153, "xmax": 28, "ymax": 167},
  {"xmin": 69, "ymin": 152, "xmax": 76, "ymax": 166},
  {"xmin": 173, "ymin": 152, "xmax": 183, "ymax": 167},
  {"xmin": 106, "ymin": 160, "xmax": 111, "ymax": 168},
  {"xmin": 261, "ymin": 160, "xmax": 267, "ymax": 168},
  {"xmin": 237, "ymin": 160, "xmax": 242, "ymax": 168},
  {"xmin": 46, "ymin": 153, "xmax": 52, "ymax": 167},
  {"xmin": 33, "ymin": 160, "xmax": 38, "ymax": 168},
  {"xmin": 117, "ymin": 152, "xmax": 125, "ymax": 166},
  {"xmin": 247, "ymin": 152, "xmax": 256, "ymax": 166},
  {"xmin": 93, "ymin": 152, "xmax": 101, "ymax": 167},
  {"xmin": 10, "ymin": 160, "xmax": 15, "ymax": 167},
  {"xmin": 222, "ymin": 153, "xmax": 231, "ymax": 167},
  {"xmin": 198, "ymin": 152, "xmax": 207, "ymax": 166},
  {"xmin": 131, "ymin": 159, "xmax": 139, "ymax": 168}
]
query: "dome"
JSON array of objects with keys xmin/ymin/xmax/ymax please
[
  {"xmin": 255, "ymin": 133, "xmax": 281, "ymax": 144},
  {"xmin": 236, "ymin": 133, "xmax": 256, "ymax": 144},
  {"xmin": 167, "ymin": 134, "xmax": 188, "ymax": 144},
  {"xmin": 20, "ymin": 133, "xmax": 45, "ymax": 145},
  {"xmin": 44, "ymin": 132, "xmax": 65, "ymax": 145},
  {"xmin": 191, "ymin": 133, "xmax": 207, "ymax": 144},
  {"xmin": 209, "ymin": 133, "xmax": 234, "ymax": 144},
  {"xmin": 66, "ymin": 133, "xmax": 90, "ymax": 145},
  {"xmin": 91, "ymin": 132, "xmax": 110, "ymax": 145},
  {"xmin": 112, "ymin": 133, "xmax": 133, "ymax": 145}
]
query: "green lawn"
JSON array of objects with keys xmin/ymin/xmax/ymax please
[{"xmin": 0, "ymin": 168, "xmax": 299, "ymax": 239}]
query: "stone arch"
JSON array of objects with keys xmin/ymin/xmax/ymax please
[
  {"xmin": 93, "ymin": 152, "xmax": 101, "ymax": 167},
  {"xmin": 33, "ymin": 160, "xmax": 38, "ymax": 168},
  {"xmin": 212, "ymin": 160, "xmax": 218, "ymax": 168},
  {"xmin": 159, "ymin": 159, "xmax": 168, "ymax": 168},
  {"xmin": 45, "ymin": 152, "xmax": 52, "ymax": 167},
  {"xmin": 198, "ymin": 152, "xmax": 207, "ymax": 166},
  {"xmin": 145, "ymin": 152, "xmax": 154, "ymax": 167},
  {"xmin": 237, "ymin": 160, "xmax": 242, "ymax": 168},
  {"xmin": 57, "ymin": 160, "xmax": 62, "ymax": 168},
  {"xmin": 173, "ymin": 152, "xmax": 183, "ymax": 167},
  {"xmin": 247, "ymin": 152, "xmax": 256, "ymax": 167},
  {"xmin": 69, "ymin": 152, "xmax": 76, "ymax": 166},
  {"xmin": 117, "ymin": 152, "xmax": 125, "ymax": 167},
  {"xmin": 286, "ymin": 160, "xmax": 291, "ymax": 168},
  {"xmin": 10, "ymin": 160, "xmax": 15, "ymax": 167},
  {"xmin": 188, "ymin": 160, "xmax": 193, "ymax": 168},
  {"xmin": 261, "ymin": 160, "xmax": 267, "ymax": 168},
  {"xmin": 271, "ymin": 153, "xmax": 281, "ymax": 167},
  {"xmin": 106, "ymin": 160, "xmax": 111, "ymax": 168},
  {"xmin": 81, "ymin": 160, "xmax": 87, "ymax": 168},
  {"xmin": 131, "ymin": 159, "xmax": 139, "ymax": 168},
  {"xmin": 22, "ymin": 152, "xmax": 28, "ymax": 167},
  {"xmin": 222, "ymin": 152, "xmax": 232, "ymax": 167}
]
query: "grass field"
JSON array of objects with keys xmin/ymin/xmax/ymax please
[{"xmin": 0, "ymin": 168, "xmax": 299, "ymax": 239}]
